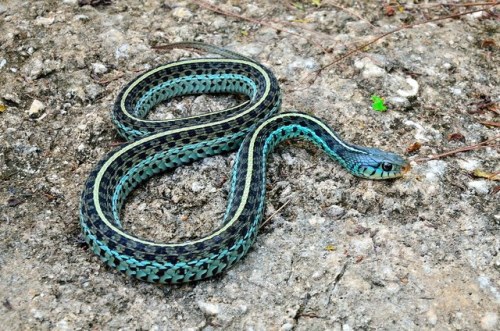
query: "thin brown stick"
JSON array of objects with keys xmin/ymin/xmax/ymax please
[
  {"xmin": 191, "ymin": 0, "xmax": 329, "ymax": 54},
  {"xmin": 418, "ymin": 1, "xmax": 498, "ymax": 9},
  {"xmin": 96, "ymin": 73, "xmax": 124, "ymax": 85},
  {"xmin": 304, "ymin": 4, "xmax": 498, "ymax": 82},
  {"xmin": 260, "ymin": 199, "xmax": 291, "ymax": 229},
  {"xmin": 414, "ymin": 135, "xmax": 500, "ymax": 162},
  {"xmin": 479, "ymin": 121, "xmax": 500, "ymax": 128}
]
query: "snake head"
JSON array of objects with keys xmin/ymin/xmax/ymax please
[{"xmin": 347, "ymin": 146, "xmax": 410, "ymax": 180}]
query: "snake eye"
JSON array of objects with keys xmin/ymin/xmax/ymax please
[{"xmin": 381, "ymin": 162, "xmax": 393, "ymax": 172}]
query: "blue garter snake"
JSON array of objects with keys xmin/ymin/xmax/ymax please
[{"xmin": 79, "ymin": 42, "xmax": 409, "ymax": 284}]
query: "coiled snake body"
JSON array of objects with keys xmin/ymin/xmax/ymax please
[{"xmin": 80, "ymin": 43, "xmax": 408, "ymax": 284}]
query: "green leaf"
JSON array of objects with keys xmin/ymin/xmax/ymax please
[{"xmin": 371, "ymin": 95, "xmax": 387, "ymax": 112}]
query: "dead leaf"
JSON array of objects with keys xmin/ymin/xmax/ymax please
[
  {"xmin": 473, "ymin": 169, "xmax": 500, "ymax": 181},
  {"xmin": 406, "ymin": 142, "xmax": 422, "ymax": 154},
  {"xmin": 447, "ymin": 132, "xmax": 465, "ymax": 142},
  {"xmin": 325, "ymin": 245, "xmax": 336, "ymax": 252},
  {"xmin": 480, "ymin": 38, "xmax": 496, "ymax": 50},
  {"xmin": 385, "ymin": 5, "xmax": 395, "ymax": 16}
]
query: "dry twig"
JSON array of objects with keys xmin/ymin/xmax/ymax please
[
  {"xmin": 260, "ymin": 199, "xmax": 291, "ymax": 229},
  {"xmin": 304, "ymin": 3, "xmax": 498, "ymax": 83},
  {"xmin": 415, "ymin": 135, "xmax": 500, "ymax": 162},
  {"xmin": 192, "ymin": 0, "xmax": 329, "ymax": 53}
]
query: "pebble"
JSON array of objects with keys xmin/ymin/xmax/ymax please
[
  {"xmin": 91, "ymin": 62, "xmax": 108, "ymax": 74},
  {"xmin": 457, "ymin": 159, "xmax": 481, "ymax": 171},
  {"xmin": 26, "ymin": 58, "xmax": 44, "ymax": 79},
  {"xmin": 191, "ymin": 182, "xmax": 205, "ymax": 193},
  {"xmin": 450, "ymin": 87, "xmax": 462, "ymax": 95},
  {"xmin": 3, "ymin": 93, "xmax": 21, "ymax": 105},
  {"xmin": 74, "ymin": 14, "xmax": 89, "ymax": 22},
  {"xmin": 172, "ymin": 7, "xmax": 193, "ymax": 20},
  {"xmin": 467, "ymin": 180, "xmax": 490, "ymax": 195},
  {"xmin": 115, "ymin": 44, "xmax": 129, "ymax": 59},
  {"xmin": 354, "ymin": 57, "xmax": 386, "ymax": 78},
  {"xmin": 387, "ymin": 96, "xmax": 410, "ymax": 108},
  {"xmin": 280, "ymin": 323, "xmax": 294, "ymax": 331},
  {"xmin": 28, "ymin": 99, "xmax": 45, "ymax": 118},
  {"xmin": 197, "ymin": 301, "xmax": 219, "ymax": 315},
  {"xmin": 325, "ymin": 205, "xmax": 345, "ymax": 218},
  {"xmin": 396, "ymin": 77, "xmax": 419, "ymax": 97},
  {"xmin": 0, "ymin": 58, "xmax": 6, "ymax": 69},
  {"xmin": 35, "ymin": 16, "xmax": 55, "ymax": 26},
  {"xmin": 85, "ymin": 83, "xmax": 103, "ymax": 100}
]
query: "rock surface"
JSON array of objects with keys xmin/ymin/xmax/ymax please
[{"xmin": 0, "ymin": 1, "xmax": 498, "ymax": 330}]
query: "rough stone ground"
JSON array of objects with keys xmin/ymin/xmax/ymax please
[{"xmin": 0, "ymin": 0, "xmax": 499, "ymax": 330}]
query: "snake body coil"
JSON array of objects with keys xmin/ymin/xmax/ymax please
[{"xmin": 80, "ymin": 43, "xmax": 408, "ymax": 284}]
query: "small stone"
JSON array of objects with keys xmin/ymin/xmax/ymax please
[
  {"xmin": 91, "ymin": 62, "xmax": 108, "ymax": 74},
  {"xmin": 27, "ymin": 58, "xmax": 44, "ymax": 79},
  {"xmin": 354, "ymin": 57, "xmax": 386, "ymax": 78},
  {"xmin": 325, "ymin": 205, "xmax": 345, "ymax": 218},
  {"xmin": 28, "ymin": 99, "xmax": 45, "ymax": 118},
  {"xmin": 191, "ymin": 182, "xmax": 205, "ymax": 193},
  {"xmin": 397, "ymin": 77, "xmax": 419, "ymax": 97},
  {"xmin": 172, "ymin": 7, "xmax": 193, "ymax": 20},
  {"xmin": 35, "ymin": 16, "xmax": 55, "ymax": 26},
  {"xmin": 115, "ymin": 44, "xmax": 129, "ymax": 59},
  {"xmin": 280, "ymin": 323, "xmax": 294, "ymax": 331},
  {"xmin": 74, "ymin": 14, "xmax": 89, "ymax": 21},
  {"xmin": 85, "ymin": 83, "xmax": 104, "ymax": 100},
  {"xmin": 457, "ymin": 159, "xmax": 481, "ymax": 171},
  {"xmin": 387, "ymin": 96, "xmax": 410, "ymax": 106},
  {"xmin": 480, "ymin": 312, "xmax": 498, "ymax": 330},
  {"xmin": 467, "ymin": 180, "xmax": 489, "ymax": 195},
  {"xmin": 0, "ymin": 58, "xmax": 6, "ymax": 69},
  {"xmin": 197, "ymin": 301, "xmax": 219, "ymax": 315},
  {"xmin": 3, "ymin": 93, "xmax": 21, "ymax": 105},
  {"xmin": 450, "ymin": 87, "xmax": 462, "ymax": 95}
]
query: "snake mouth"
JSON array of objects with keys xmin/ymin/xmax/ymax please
[{"xmin": 402, "ymin": 162, "xmax": 411, "ymax": 174}]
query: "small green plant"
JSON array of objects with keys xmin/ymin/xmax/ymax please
[{"xmin": 371, "ymin": 95, "xmax": 387, "ymax": 112}]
